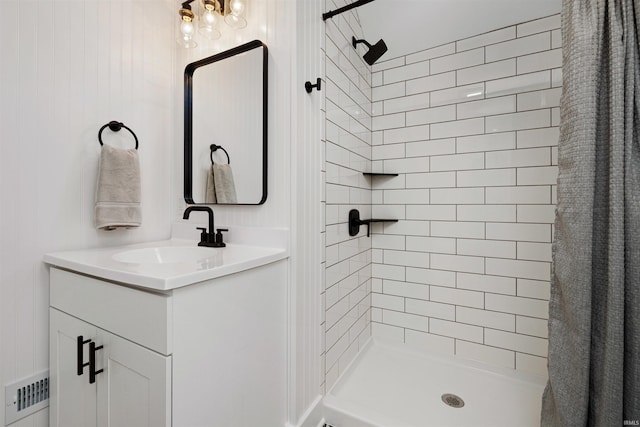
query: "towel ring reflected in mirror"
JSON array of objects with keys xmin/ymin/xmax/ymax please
[
  {"xmin": 210, "ymin": 144, "xmax": 230, "ymax": 165},
  {"xmin": 98, "ymin": 121, "xmax": 139, "ymax": 150}
]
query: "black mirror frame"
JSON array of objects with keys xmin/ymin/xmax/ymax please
[{"xmin": 184, "ymin": 40, "xmax": 268, "ymax": 205}]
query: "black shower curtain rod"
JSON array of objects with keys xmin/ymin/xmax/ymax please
[{"xmin": 322, "ymin": 0, "xmax": 375, "ymax": 21}]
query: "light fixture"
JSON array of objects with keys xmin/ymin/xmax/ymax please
[
  {"xmin": 199, "ymin": 0, "xmax": 221, "ymax": 40},
  {"xmin": 224, "ymin": 0, "xmax": 247, "ymax": 29},
  {"xmin": 177, "ymin": 0, "xmax": 248, "ymax": 48},
  {"xmin": 178, "ymin": 1, "xmax": 197, "ymax": 48}
]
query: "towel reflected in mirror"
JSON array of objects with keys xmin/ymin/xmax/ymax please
[{"xmin": 204, "ymin": 163, "xmax": 237, "ymax": 204}]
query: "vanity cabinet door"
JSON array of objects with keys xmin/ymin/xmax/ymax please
[
  {"xmin": 50, "ymin": 308, "xmax": 171, "ymax": 427},
  {"xmin": 49, "ymin": 309, "xmax": 98, "ymax": 427},
  {"xmin": 96, "ymin": 329, "xmax": 172, "ymax": 427}
]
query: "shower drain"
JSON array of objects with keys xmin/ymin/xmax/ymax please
[{"xmin": 441, "ymin": 393, "xmax": 465, "ymax": 408}]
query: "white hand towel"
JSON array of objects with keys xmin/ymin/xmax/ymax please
[
  {"xmin": 213, "ymin": 163, "xmax": 237, "ymax": 204},
  {"xmin": 205, "ymin": 165, "xmax": 217, "ymax": 204},
  {"xmin": 95, "ymin": 144, "xmax": 142, "ymax": 230}
]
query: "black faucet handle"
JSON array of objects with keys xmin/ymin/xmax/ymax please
[
  {"xmin": 213, "ymin": 228, "xmax": 228, "ymax": 247},
  {"xmin": 196, "ymin": 227, "xmax": 212, "ymax": 246}
]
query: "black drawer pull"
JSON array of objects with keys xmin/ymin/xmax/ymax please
[
  {"xmin": 76, "ymin": 336, "xmax": 91, "ymax": 376},
  {"xmin": 89, "ymin": 342, "xmax": 104, "ymax": 384}
]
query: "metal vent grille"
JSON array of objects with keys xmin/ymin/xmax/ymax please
[{"xmin": 4, "ymin": 371, "xmax": 50, "ymax": 426}]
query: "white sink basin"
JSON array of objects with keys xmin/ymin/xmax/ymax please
[
  {"xmin": 43, "ymin": 238, "xmax": 288, "ymax": 291},
  {"xmin": 112, "ymin": 246, "xmax": 219, "ymax": 264}
]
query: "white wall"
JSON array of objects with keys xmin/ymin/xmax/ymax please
[
  {"xmin": 369, "ymin": 15, "xmax": 562, "ymax": 377},
  {"xmin": 323, "ymin": 0, "xmax": 373, "ymax": 392},
  {"xmin": 0, "ymin": 0, "xmax": 176, "ymax": 425},
  {"xmin": 291, "ymin": 0, "xmax": 324, "ymax": 423}
]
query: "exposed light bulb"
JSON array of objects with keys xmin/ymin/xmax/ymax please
[
  {"xmin": 180, "ymin": 19, "xmax": 195, "ymax": 36},
  {"xmin": 177, "ymin": 14, "xmax": 197, "ymax": 48},
  {"xmin": 230, "ymin": 0, "xmax": 245, "ymax": 14},
  {"xmin": 203, "ymin": 9, "xmax": 216, "ymax": 25},
  {"xmin": 224, "ymin": 0, "xmax": 246, "ymax": 29},
  {"xmin": 199, "ymin": 8, "xmax": 221, "ymax": 40}
]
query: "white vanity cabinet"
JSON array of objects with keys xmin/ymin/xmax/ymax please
[
  {"xmin": 50, "ymin": 309, "xmax": 171, "ymax": 427},
  {"xmin": 48, "ymin": 258, "xmax": 287, "ymax": 427}
]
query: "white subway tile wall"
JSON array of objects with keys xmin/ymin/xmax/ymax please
[
  {"xmin": 323, "ymin": 1, "xmax": 373, "ymax": 392},
  {"xmin": 369, "ymin": 15, "xmax": 560, "ymax": 376}
]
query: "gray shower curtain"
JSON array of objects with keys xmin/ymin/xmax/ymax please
[{"xmin": 541, "ymin": 1, "xmax": 640, "ymax": 426}]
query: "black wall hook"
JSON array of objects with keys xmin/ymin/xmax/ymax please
[
  {"xmin": 305, "ymin": 78, "xmax": 321, "ymax": 93},
  {"xmin": 98, "ymin": 121, "xmax": 139, "ymax": 150}
]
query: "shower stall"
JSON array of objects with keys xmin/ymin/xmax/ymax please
[{"xmin": 315, "ymin": 1, "xmax": 562, "ymax": 425}]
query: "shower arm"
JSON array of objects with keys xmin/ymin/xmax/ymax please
[
  {"xmin": 352, "ymin": 37, "xmax": 373, "ymax": 49},
  {"xmin": 322, "ymin": 0, "xmax": 375, "ymax": 21}
]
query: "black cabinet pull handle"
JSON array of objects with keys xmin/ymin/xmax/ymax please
[
  {"xmin": 305, "ymin": 78, "xmax": 321, "ymax": 93},
  {"xmin": 89, "ymin": 342, "xmax": 104, "ymax": 384},
  {"xmin": 76, "ymin": 336, "xmax": 92, "ymax": 376}
]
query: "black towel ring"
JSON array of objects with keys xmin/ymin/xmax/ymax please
[
  {"xmin": 98, "ymin": 121, "xmax": 139, "ymax": 150},
  {"xmin": 210, "ymin": 144, "xmax": 230, "ymax": 165}
]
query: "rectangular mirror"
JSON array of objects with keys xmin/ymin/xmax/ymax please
[{"xmin": 184, "ymin": 40, "xmax": 268, "ymax": 205}]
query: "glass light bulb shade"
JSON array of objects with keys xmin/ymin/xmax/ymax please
[
  {"xmin": 199, "ymin": 25, "xmax": 221, "ymax": 40},
  {"xmin": 224, "ymin": 12, "xmax": 247, "ymax": 29},
  {"xmin": 177, "ymin": 17, "xmax": 197, "ymax": 48},
  {"xmin": 177, "ymin": 33, "xmax": 198, "ymax": 48},
  {"xmin": 202, "ymin": 8, "xmax": 218, "ymax": 25},
  {"xmin": 229, "ymin": 0, "xmax": 245, "ymax": 15},
  {"xmin": 180, "ymin": 19, "xmax": 195, "ymax": 36},
  {"xmin": 199, "ymin": 9, "xmax": 221, "ymax": 39}
]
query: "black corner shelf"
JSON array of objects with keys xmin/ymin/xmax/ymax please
[
  {"xmin": 348, "ymin": 209, "xmax": 398, "ymax": 237},
  {"xmin": 363, "ymin": 172, "xmax": 398, "ymax": 177}
]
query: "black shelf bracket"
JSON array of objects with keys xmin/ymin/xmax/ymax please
[
  {"xmin": 348, "ymin": 209, "xmax": 397, "ymax": 237},
  {"xmin": 363, "ymin": 172, "xmax": 398, "ymax": 177}
]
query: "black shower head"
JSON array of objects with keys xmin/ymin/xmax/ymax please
[{"xmin": 352, "ymin": 36, "xmax": 388, "ymax": 65}]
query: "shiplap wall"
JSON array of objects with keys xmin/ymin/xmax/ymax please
[
  {"xmin": 322, "ymin": 1, "xmax": 373, "ymax": 392},
  {"xmin": 369, "ymin": 15, "xmax": 562, "ymax": 377},
  {"xmin": 0, "ymin": 1, "xmax": 175, "ymax": 425}
]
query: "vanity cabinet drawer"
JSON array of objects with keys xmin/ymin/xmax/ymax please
[{"xmin": 50, "ymin": 268, "xmax": 173, "ymax": 355}]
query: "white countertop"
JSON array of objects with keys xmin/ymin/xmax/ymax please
[{"xmin": 43, "ymin": 238, "xmax": 288, "ymax": 291}]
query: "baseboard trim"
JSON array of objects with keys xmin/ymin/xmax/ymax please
[{"xmin": 286, "ymin": 394, "xmax": 324, "ymax": 427}]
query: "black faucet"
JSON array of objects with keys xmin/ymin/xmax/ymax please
[{"xmin": 182, "ymin": 206, "xmax": 228, "ymax": 247}]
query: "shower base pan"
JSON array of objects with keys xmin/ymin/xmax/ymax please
[{"xmin": 323, "ymin": 340, "xmax": 546, "ymax": 427}]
